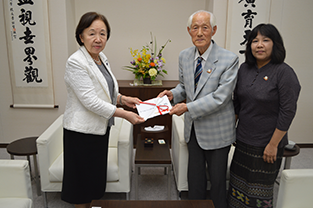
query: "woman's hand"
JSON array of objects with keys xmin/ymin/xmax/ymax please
[
  {"xmin": 121, "ymin": 95, "xmax": 141, "ymax": 109},
  {"xmin": 263, "ymin": 143, "xmax": 278, "ymax": 164},
  {"xmin": 263, "ymin": 128, "xmax": 286, "ymax": 163},
  {"xmin": 124, "ymin": 111, "xmax": 145, "ymax": 125},
  {"xmin": 113, "ymin": 108, "xmax": 145, "ymax": 125}
]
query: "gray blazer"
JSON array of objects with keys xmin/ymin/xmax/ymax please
[{"xmin": 171, "ymin": 41, "xmax": 239, "ymax": 150}]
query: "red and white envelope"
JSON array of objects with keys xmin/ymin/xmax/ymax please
[{"xmin": 136, "ymin": 95, "xmax": 172, "ymax": 120}]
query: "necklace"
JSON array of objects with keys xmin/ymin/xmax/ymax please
[{"xmin": 93, "ymin": 56, "xmax": 101, "ymax": 64}]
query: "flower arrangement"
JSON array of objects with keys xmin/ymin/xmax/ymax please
[{"xmin": 124, "ymin": 33, "xmax": 171, "ymax": 82}]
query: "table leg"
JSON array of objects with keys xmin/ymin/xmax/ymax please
[
  {"xmin": 135, "ymin": 165, "xmax": 139, "ymax": 200},
  {"xmin": 27, "ymin": 155, "xmax": 32, "ymax": 177},
  {"xmin": 167, "ymin": 166, "xmax": 171, "ymax": 200},
  {"xmin": 33, "ymin": 155, "xmax": 41, "ymax": 196},
  {"xmin": 284, "ymin": 157, "xmax": 292, "ymax": 169}
]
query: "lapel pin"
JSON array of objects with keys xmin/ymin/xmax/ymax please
[
  {"xmin": 264, "ymin": 76, "xmax": 268, "ymax": 81},
  {"xmin": 207, "ymin": 69, "xmax": 212, "ymax": 73}
]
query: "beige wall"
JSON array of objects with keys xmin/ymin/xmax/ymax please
[
  {"xmin": 73, "ymin": 0, "xmax": 212, "ymax": 81},
  {"xmin": 268, "ymin": 0, "xmax": 313, "ymax": 145},
  {"xmin": 0, "ymin": 0, "xmax": 312, "ymax": 144}
]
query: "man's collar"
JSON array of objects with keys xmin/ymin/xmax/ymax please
[{"xmin": 194, "ymin": 40, "xmax": 214, "ymax": 61}]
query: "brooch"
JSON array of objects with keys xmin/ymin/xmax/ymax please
[{"xmin": 263, "ymin": 76, "xmax": 268, "ymax": 81}]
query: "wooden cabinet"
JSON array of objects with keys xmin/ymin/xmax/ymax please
[{"xmin": 118, "ymin": 80, "xmax": 179, "ymax": 147}]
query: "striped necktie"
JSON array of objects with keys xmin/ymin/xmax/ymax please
[{"xmin": 194, "ymin": 57, "xmax": 203, "ymax": 91}]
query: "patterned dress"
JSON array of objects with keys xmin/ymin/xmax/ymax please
[{"xmin": 228, "ymin": 62, "xmax": 300, "ymax": 207}]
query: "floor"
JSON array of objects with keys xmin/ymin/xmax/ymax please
[{"xmin": 1, "ymin": 147, "xmax": 312, "ymax": 208}]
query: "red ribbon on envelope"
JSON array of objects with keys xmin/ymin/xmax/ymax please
[{"xmin": 139, "ymin": 101, "xmax": 169, "ymax": 115}]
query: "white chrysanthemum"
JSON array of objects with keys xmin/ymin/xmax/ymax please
[{"xmin": 149, "ymin": 68, "xmax": 158, "ymax": 77}]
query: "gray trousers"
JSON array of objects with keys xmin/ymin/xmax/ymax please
[{"xmin": 187, "ymin": 124, "xmax": 230, "ymax": 208}]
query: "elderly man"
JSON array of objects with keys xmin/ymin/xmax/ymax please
[{"xmin": 158, "ymin": 10, "xmax": 239, "ymax": 207}]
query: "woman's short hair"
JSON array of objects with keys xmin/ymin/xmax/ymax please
[
  {"xmin": 187, "ymin": 10, "xmax": 216, "ymax": 28},
  {"xmin": 75, "ymin": 12, "xmax": 111, "ymax": 46},
  {"xmin": 245, "ymin": 23, "xmax": 286, "ymax": 66}
]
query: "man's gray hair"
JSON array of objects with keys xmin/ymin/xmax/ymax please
[{"xmin": 187, "ymin": 10, "xmax": 217, "ymax": 28}]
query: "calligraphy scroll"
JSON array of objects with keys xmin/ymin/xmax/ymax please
[
  {"xmin": 225, "ymin": 0, "xmax": 272, "ymax": 64},
  {"xmin": 3, "ymin": 0, "xmax": 56, "ymax": 108}
]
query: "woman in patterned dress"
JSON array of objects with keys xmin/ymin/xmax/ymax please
[{"xmin": 227, "ymin": 23, "xmax": 301, "ymax": 207}]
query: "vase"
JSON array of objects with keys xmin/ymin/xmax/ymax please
[{"xmin": 143, "ymin": 77, "xmax": 152, "ymax": 84}]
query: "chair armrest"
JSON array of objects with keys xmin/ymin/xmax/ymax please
[
  {"xmin": 117, "ymin": 118, "xmax": 133, "ymax": 166},
  {"xmin": 276, "ymin": 169, "xmax": 313, "ymax": 208},
  {"xmin": 117, "ymin": 119, "xmax": 133, "ymax": 192},
  {"xmin": 0, "ymin": 160, "xmax": 33, "ymax": 200},
  {"xmin": 118, "ymin": 119, "xmax": 132, "ymax": 145},
  {"xmin": 172, "ymin": 114, "xmax": 186, "ymax": 145},
  {"xmin": 36, "ymin": 114, "xmax": 63, "ymax": 190},
  {"xmin": 171, "ymin": 114, "xmax": 189, "ymax": 191}
]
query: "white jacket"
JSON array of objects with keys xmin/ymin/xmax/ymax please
[{"xmin": 63, "ymin": 46, "xmax": 118, "ymax": 135}]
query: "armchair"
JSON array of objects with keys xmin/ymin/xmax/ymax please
[
  {"xmin": 37, "ymin": 114, "xmax": 133, "ymax": 207},
  {"xmin": 276, "ymin": 169, "xmax": 313, "ymax": 208},
  {"xmin": 171, "ymin": 114, "xmax": 234, "ymax": 196},
  {"xmin": 0, "ymin": 160, "xmax": 33, "ymax": 208}
]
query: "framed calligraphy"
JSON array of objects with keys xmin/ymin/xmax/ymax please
[{"xmin": 3, "ymin": 0, "xmax": 56, "ymax": 108}]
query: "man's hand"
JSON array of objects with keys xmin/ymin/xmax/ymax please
[
  {"xmin": 157, "ymin": 90, "xmax": 173, "ymax": 101},
  {"xmin": 170, "ymin": 103, "xmax": 188, "ymax": 116}
]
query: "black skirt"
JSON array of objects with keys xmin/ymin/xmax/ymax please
[
  {"xmin": 61, "ymin": 127, "xmax": 110, "ymax": 204},
  {"xmin": 227, "ymin": 140, "xmax": 283, "ymax": 208}
]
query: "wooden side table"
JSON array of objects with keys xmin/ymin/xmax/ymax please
[
  {"xmin": 283, "ymin": 144, "xmax": 300, "ymax": 169},
  {"xmin": 118, "ymin": 80, "xmax": 179, "ymax": 147},
  {"xmin": 276, "ymin": 144, "xmax": 300, "ymax": 185},
  {"xmin": 141, "ymin": 126, "xmax": 169, "ymax": 141},
  {"xmin": 134, "ymin": 135, "xmax": 172, "ymax": 200},
  {"xmin": 6, "ymin": 136, "xmax": 41, "ymax": 196}
]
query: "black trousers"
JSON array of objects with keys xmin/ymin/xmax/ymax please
[{"xmin": 187, "ymin": 125, "xmax": 230, "ymax": 208}]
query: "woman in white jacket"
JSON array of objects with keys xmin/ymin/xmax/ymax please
[{"xmin": 61, "ymin": 12, "xmax": 145, "ymax": 208}]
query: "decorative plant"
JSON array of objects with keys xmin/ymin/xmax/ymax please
[{"xmin": 124, "ymin": 33, "xmax": 171, "ymax": 81}]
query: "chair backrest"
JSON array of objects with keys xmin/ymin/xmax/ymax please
[{"xmin": 276, "ymin": 169, "xmax": 313, "ymax": 208}]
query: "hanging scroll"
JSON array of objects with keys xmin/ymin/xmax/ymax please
[
  {"xmin": 3, "ymin": 0, "xmax": 56, "ymax": 108},
  {"xmin": 226, "ymin": 0, "xmax": 272, "ymax": 64}
]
